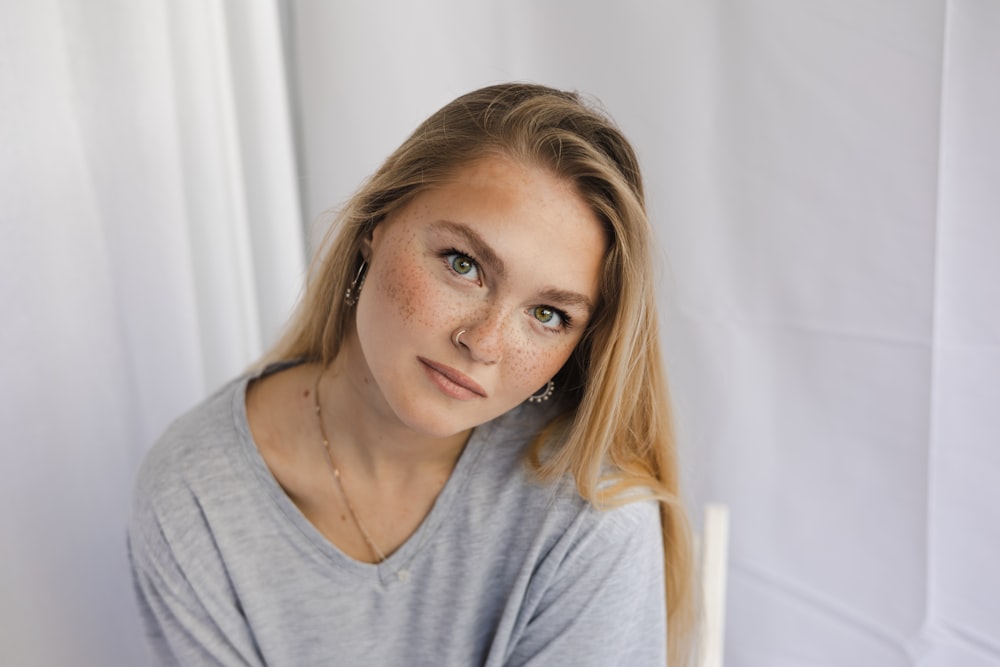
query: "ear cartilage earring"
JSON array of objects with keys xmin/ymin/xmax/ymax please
[
  {"xmin": 344, "ymin": 261, "xmax": 368, "ymax": 307},
  {"xmin": 527, "ymin": 380, "xmax": 555, "ymax": 404},
  {"xmin": 452, "ymin": 328, "xmax": 468, "ymax": 348}
]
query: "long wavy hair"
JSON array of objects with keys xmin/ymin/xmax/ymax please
[{"xmin": 264, "ymin": 83, "xmax": 695, "ymax": 665}]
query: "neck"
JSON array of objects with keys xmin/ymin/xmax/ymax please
[{"xmin": 316, "ymin": 334, "xmax": 471, "ymax": 480}]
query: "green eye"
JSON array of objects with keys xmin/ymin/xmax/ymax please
[
  {"xmin": 443, "ymin": 251, "xmax": 480, "ymax": 282},
  {"xmin": 532, "ymin": 306, "xmax": 568, "ymax": 331},
  {"xmin": 534, "ymin": 306, "xmax": 557, "ymax": 324},
  {"xmin": 450, "ymin": 254, "xmax": 474, "ymax": 275}
]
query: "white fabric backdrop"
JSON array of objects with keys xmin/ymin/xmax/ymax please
[
  {"xmin": 1, "ymin": 1, "xmax": 997, "ymax": 665},
  {"xmin": 0, "ymin": 1, "xmax": 303, "ymax": 665},
  {"xmin": 287, "ymin": 1, "xmax": 999, "ymax": 665}
]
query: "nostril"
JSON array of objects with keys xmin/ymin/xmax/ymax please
[{"xmin": 453, "ymin": 311, "xmax": 507, "ymax": 365}]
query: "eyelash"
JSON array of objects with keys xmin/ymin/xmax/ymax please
[{"xmin": 438, "ymin": 247, "xmax": 573, "ymax": 333}]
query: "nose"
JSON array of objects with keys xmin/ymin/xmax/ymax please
[{"xmin": 456, "ymin": 307, "xmax": 507, "ymax": 365}]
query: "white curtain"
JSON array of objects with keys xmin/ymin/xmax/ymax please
[
  {"xmin": 0, "ymin": 1, "xmax": 303, "ymax": 665},
  {"xmin": 2, "ymin": 1, "xmax": 997, "ymax": 665}
]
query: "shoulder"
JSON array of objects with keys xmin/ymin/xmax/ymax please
[
  {"xmin": 470, "ymin": 400, "xmax": 662, "ymax": 549},
  {"xmin": 132, "ymin": 376, "xmax": 246, "ymax": 508},
  {"xmin": 496, "ymin": 486, "xmax": 666, "ymax": 665},
  {"xmin": 126, "ymin": 373, "xmax": 278, "ymax": 666},
  {"xmin": 471, "ymin": 401, "xmax": 664, "ymax": 587},
  {"xmin": 128, "ymin": 373, "xmax": 257, "ymax": 565},
  {"xmin": 543, "ymin": 492, "xmax": 663, "ymax": 579}
]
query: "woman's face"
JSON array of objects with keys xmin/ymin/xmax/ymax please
[{"xmin": 352, "ymin": 155, "xmax": 606, "ymax": 438}]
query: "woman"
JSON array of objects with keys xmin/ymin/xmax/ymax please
[{"xmin": 129, "ymin": 83, "xmax": 694, "ymax": 666}]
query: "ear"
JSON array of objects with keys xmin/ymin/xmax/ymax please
[{"xmin": 359, "ymin": 229, "xmax": 374, "ymax": 262}]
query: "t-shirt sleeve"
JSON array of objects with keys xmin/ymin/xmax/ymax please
[
  {"xmin": 503, "ymin": 499, "xmax": 668, "ymax": 667},
  {"xmin": 128, "ymin": 493, "xmax": 265, "ymax": 666}
]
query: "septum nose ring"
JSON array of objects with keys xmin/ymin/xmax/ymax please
[{"xmin": 452, "ymin": 328, "xmax": 468, "ymax": 348}]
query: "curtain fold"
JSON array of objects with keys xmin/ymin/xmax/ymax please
[
  {"xmin": 925, "ymin": 1, "xmax": 1000, "ymax": 664},
  {"xmin": 0, "ymin": 1, "xmax": 302, "ymax": 664}
]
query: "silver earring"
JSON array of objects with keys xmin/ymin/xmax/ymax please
[
  {"xmin": 452, "ymin": 328, "xmax": 468, "ymax": 348},
  {"xmin": 527, "ymin": 380, "xmax": 555, "ymax": 403},
  {"xmin": 344, "ymin": 261, "xmax": 368, "ymax": 307}
]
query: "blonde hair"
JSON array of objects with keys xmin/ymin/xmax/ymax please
[{"xmin": 265, "ymin": 83, "xmax": 695, "ymax": 665}]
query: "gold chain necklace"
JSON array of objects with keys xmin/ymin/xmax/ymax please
[{"xmin": 313, "ymin": 369, "xmax": 387, "ymax": 564}]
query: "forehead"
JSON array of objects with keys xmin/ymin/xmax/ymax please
[
  {"xmin": 420, "ymin": 156, "xmax": 604, "ymax": 243},
  {"xmin": 380, "ymin": 155, "xmax": 607, "ymax": 301}
]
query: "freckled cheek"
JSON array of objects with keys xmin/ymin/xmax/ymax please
[
  {"xmin": 372, "ymin": 251, "xmax": 444, "ymax": 330},
  {"xmin": 503, "ymin": 337, "xmax": 577, "ymax": 390}
]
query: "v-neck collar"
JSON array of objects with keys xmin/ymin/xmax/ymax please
[{"xmin": 233, "ymin": 361, "xmax": 497, "ymax": 586}]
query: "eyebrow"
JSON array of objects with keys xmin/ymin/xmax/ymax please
[
  {"xmin": 430, "ymin": 219, "xmax": 595, "ymax": 316},
  {"xmin": 537, "ymin": 287, "xmax": 595, "ymax": 316},
  {"xmin": 431, "ymin": 220, "xmax": 507, "ymax": 279}
]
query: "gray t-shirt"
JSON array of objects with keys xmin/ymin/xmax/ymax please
[{"xmin": 128, "ymin": 366, "xmax": 667, "ymax": 666}]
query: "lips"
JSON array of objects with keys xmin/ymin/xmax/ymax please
[{"xmin": 418, "ymin": 358, "xmax": 488, "ymax": 399}]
